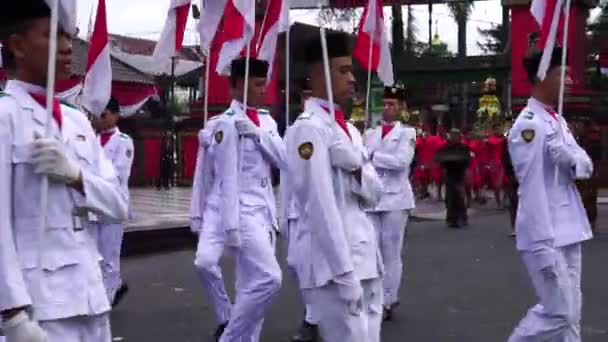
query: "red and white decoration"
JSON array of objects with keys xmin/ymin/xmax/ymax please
[
  {"xmin": 353, "ymin": 0, "xmax": 394, "ymax": 86},
  {"xmin": 80, "ymin": 0, "xmax": 112, "ymax": 116},
  {"xmin": 255, "ymin": 0, "xmax": 290, "ymax": 80},
  {"xmin": 216, "ymin": 0, "xmax": 256, "ymax": 75},
  {"xmin": 153, "ymin": 0, "xmax": 192, "ymax": 64},
  {"xmin": 198, "ymin": 0, "xmax": 228, "ymax": 52},
  {"xmin": 44, "ymin": 0, "xmax": 78, "ymax": 37},
  {"xmin": 530, "ymin": 0, "xmax": 565, "ymax": 80}
]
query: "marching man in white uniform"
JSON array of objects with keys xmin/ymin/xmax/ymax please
[
  {"xmin": 364, "ymin": 84, "xmax": 416, "ymax": 321},
  {"xmin": 190, "ymin": 113, "xmax": 233, "ymax": 341},
  {"xmin": 209, "ymin": 57, "xmax": 286, "ymax": 342},
  {"xmin": 0, "ymin": 2, "xmax": 129, "ymax": 341},
  {"xmin": 90, "ymin": 98, "xmax": 134, "ymax": 307},
  {"xmin": 285, "ymin": 32, "xmax": 384, "ymax": 342},
  {"xmin": 508, "ymin": 47, "xmax": 593, "ymax": 342}
]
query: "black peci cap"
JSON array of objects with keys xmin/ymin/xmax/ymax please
[
  {"xmin": 523, "ymin": 46, "xmax": 567, "ymax": 83},
  {"xmin": 0, "ymin": 1, "xmax": 51, "ymax": 31},
  {"xmin": 304, "ymin": 31, "xmax": 352, "ymax": 65},
  {"xmin": 383, "ymin": 84, "xmax": 407, "ymax": 101},
  {"xmin": 230, "ymin": 58, "xmax": 269, "ymax": 79}
]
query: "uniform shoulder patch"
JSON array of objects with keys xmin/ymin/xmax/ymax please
[
  {"xmin": 258, "ymin": 109, "xmax": 270, "ymax": 115},
  {"xmin": 524, "ymin": 111, "xmax": 534, "ymax": 120},
  {"xmin": 225, "ymin": 109, "xmax": 236, "ymax": 116},
  {"xmin": 298, "ymin": 142, "xmax": 314, "ymax": 160},
  {"xmin": 214, "ymin": 130, "xmax": 224, "ymax": 143},
  {"xmin": 297, "ymin": 112, "xmax": 313, "ymax": 120},
  {"xmin": 59, "ymin": 100, "xmax": 78, "ymax": 110},
  {"xmin": 521, "ymin": 129, "xmax": 535, "ymax": 143},
  {"xmin": 120, "ymin": 133, "xmax": 131, "ymax": 140}
]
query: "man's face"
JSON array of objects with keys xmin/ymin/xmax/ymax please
[
  {"xmin": 8, "ymin": 18, "xmax": 73, "ymax": 83},
  {"xmin": 93, "ymin": 110, "xmax": 119, "ymax": 131},
  {"xmin": 233, "ymin": 77, "xmax": 267, "ymax": 107},
  {"xmin": 382, "ymin": 98, "xmax": 401, "ymax": 122},
  {"xmin": 540, "ymin": 66, "xmax": 572, "ymax": 104},
  {"xmin": 330, "ymin": 56, "xmax": 355, "ymax": 104}
]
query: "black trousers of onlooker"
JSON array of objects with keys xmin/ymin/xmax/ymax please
[{"xmin": 445, "ymin": 181, "xmax": 467, "ymax": 227}]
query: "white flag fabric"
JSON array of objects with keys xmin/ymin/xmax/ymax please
[
  {"xmin": 153, "ymin": 0, "xmax": 192, "ymax": 64},
  {"xmin": 80, "ymin": 0, "xmax": 112, "ymax": 117},
  {"xmin": 198, "ymin": 0, "xmax": 228, "ymax": 53},
  {"xmin": 530, "ymin": 0, "xmax": 565, "ymax": 80},
  {"xmin": 44, "ymin": 0, "xmax": 78, "ymax": 37},
  {"xmin": 353, "ymin": 0, "xmax": 394, "ymax": 86},
  {"xmin": 216, "ymin": 0, "xmax": 256, "ymax": 75},
  {"xmin": 256, "ymin": 0, "xmax": 290, "ymax": 81}
]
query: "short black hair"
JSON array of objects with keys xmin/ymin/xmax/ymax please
[
  {"xmin": 523, "ymin": 47, "xmax": 566, "ymax": 84},
  {"xmin": 105, "ymin": 97, "xmax": 120, "ymax": 114},
  {"xmin": 304, "ymin": 31, "xmax": 352, "ymax": 65},
  {"xmin": 228, "ymin": 58, "xmax": 269, "ymax": 87}
]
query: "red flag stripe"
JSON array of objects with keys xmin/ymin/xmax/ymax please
[
  {"xmin": 174, "ymin": 4, "xmax": 190, "ymax": 52},
  {"xmin": 87, "ymin": 0, "xmax": 108, "ymax": 71},
  {"xmin": 223, "ymin": 1, "xmax": 246, "ymax": 42}
]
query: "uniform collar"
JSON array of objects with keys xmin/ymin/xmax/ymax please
[
  {"xmin": 8, "ymin": 79, "xmax": 47, "ymax": 95},
  {"xmin": 100, "ymin": 127, "xmax": 118, "ymax": 135},
  {"xmin": 304, "ymin": 97, "xmax": 342, "ymax": 125},
  {"xmin": 5, "ymin": 80, "xmax": 50, "ymax": 126},
  {"xmin": 528, "ymin": 97, "xmax": 558, "ymax": 123}
]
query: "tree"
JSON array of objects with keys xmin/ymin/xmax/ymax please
[
  {"xmin": 404, "ymin": 5, "xmax": 420, "ymax": 56},
  {"xmin": 317, "ymin": 7, "xmax": 362, "ymax": 33},
  {"xmin": 447, "ymin": 0, "xmax": 474, "ymax": 57},
  {"xmin": 392, "ymin": 5, "xmax": 405, "ymax": 59},
  {"xmin": 477, "ymin": 23, "xmax": 508, "ymax": 55}
]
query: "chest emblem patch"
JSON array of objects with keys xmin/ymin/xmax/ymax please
[
  {"xmin": 298, "ymin": 142, "xmax": 314, "ymax": 160},
  {"xmin": 521, "ymin": 129, "xmax": 535, "ymax": 143},
  {"xmin": 215, "ymin": 131, "xmax": 224, "ymax": 144}
]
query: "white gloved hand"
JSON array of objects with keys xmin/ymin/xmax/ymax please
[
  {"xmin": 31, "ymin": 138, "xmax": 81, "ymax": 184},
  {"xmin": 574, "ymin": 153, "xmax": 593, "ymax": 180},
  {"xmin": 3, "ymin": 311, "xmax": 48, "ymax": 342},
  {"xmin": 235, "ymin": 119, "xmax": 260, "ymax": 139},
  {"xmin": 336, "ymin": 278, "xmax": 364, "ymax": 316},
  {"xmin": 225, "ymin": 229, "xmax": 241, "ymax": 249}
]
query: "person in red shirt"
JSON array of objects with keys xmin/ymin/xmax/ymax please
[
  {"xmin": 413, "ymin": 128, "xmax": 433, "ymax": 198},
  {"xmin": 486, "ymin": 124, "xmax": 506, "ymax": 208},
  {"xmin": 461, "ymin": 130, "xmax": 479, "ymax": 207},
  {"xmin": 427, "ymin": 127, "xmax": 447, "ymax": 200}
]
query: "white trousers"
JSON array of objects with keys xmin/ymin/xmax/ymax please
[
  {"xmin": 368, "ymin": 210, "xmax": 409, "ymax": 307},
  {"xmin": 219, "ymin": 206, "xmax": 282, "ymax": 342},
  {"xmin": 508, "ymin": 243, "xmax": 582, "ymax": 342},
  {"xmin": 40, "ymin": 314, "xmax": 111, "ymax": 342},
  {"xmin": 194, "ymin": 207, "xmax": 233, "ymax": 325},
  {"xmin": 304, "ymin": 278, "xmax": 383, "ymax": 342},
  {"xmin": 92, "ymin": 223, "xmax": 125, "ymax": 299}
]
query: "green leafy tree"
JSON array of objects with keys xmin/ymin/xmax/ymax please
[
  {"xmin": 447, "ymin": 0, "xmax": 474, "ymax": 57},
  {"xmin": 477, "ymin": 23, "xmax": 508, "ymax": 55}
]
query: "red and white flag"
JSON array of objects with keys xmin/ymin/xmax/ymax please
[
  {"xmin": 153, "ymin": 0, "xmax": 192, "ymax": 63},
  {"xmin": 216, "ymin": 0, "xmax": 256, "ymax": 75},
  {"xmin": 80, "ymin": 0, "xmax": 112, "ymax": 116},
  {"xmin": 530, "ymin": 0, "xmax": 565, "ymax": 80},
  {"xmin": 353, "ymin": 0, "xmax": 393, "ymax": 86},
  {"xmin": 198, "ymin": 0, "xmax": 228, "ymax": 52},
  {"xmin": 255, "ymin": 0, "xmax": 290, "ymax": 80}
]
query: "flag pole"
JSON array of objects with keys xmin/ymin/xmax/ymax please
[
  {"xmin": 243, "ymin": 42, "xmax": 252, "ymax": 109},
  {"xmin": 39, "ymin": 0, "xmax": 60, "ymax": 294},
  {"xmin": 320, "ymin": 26, "xmax": 335, "ymax": 120},
  {"xmin": 204, "ymin": 48, "xmax": 211, "ymax": 124},
  {"xmin": 365, "ymin": 39, "xmax": 373, "ymax": 126},
  {"xmin": 285, "ymin": 25, "xmax": 291, "ymax": 127},
  {"xmin": 557, "ymin": 0, "xmax": 571, "ymax": 116}
]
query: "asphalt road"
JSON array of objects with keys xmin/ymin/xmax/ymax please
[{"xmin": 109, "ymin": 211, "xmax": 608, "ymax": 342}]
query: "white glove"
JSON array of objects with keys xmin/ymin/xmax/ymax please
[
  {"xmin": 3, "ymin": 311, "xmax": 47, "ymax": 342},
  {"xmin": 574, "ymin": 153, "xmax": 593, "ymax": 180},
  {"xmin": 190, "ymin": 218, "xmax": 203, "ymax": 235},
  {"xmin": 235, "ymin": 119, "xmax": 260, "ymax": 139},
  {"xmin": 335, "ymin": 274, "xmax": 364, "ymax": 316},
  {"xmin": 225, "ymin": 229, "xmax": 241, "ymax": 249},
  {"xmin": 31, "ymin": 138, "xmax": 81, "ymax": 184}
]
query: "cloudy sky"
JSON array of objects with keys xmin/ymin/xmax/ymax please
[{"xmin": 75, "ymin": 0, "xmax": 601, "ymax": 56}]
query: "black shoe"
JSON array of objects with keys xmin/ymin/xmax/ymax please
[
  {"xmin": 383, "ymin": 306, "xmax": 393, "ymax": 322},
  {"xmin": 448, "ymin": 222, "xmax": 461, "ymax": 229},
  {"xmin": 292, "ymin": 321, "xmax": 319, "ymax": 342},
  {"xmin": 214, "ymin": 322, "xmax": 228, "ymax": 342},
  {"xmin": 112, "ymin": 283, "xmax": 129, "ymax": 307}
]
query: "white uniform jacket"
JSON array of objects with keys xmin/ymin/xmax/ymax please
[
  {"xmin": 97, "ymin": 129, "xmax": 133, "ymax": 223},
  {"xmin": 364, "ymin": 122, "xmax": 416, "ymax": 211},
  {"xmin": 285, "ymin": 98, "xmax": 383, "ymax": 289},
  {"xmin": 0, "ymin": 80, "xmax": 129, "ymax": 321},
  {"xmin": 508, "ymin": 98, "xmax": 593, "ymax": 252},
  {"xmin": 211, "ymin": 100, "xmax": 287, "ymax": 234},
  {"xmin": 189, "ymin": 116, "xmax": 222, "ymax": 233}
]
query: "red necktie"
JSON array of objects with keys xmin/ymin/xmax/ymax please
[
  {"xmin": 382, "ymin": 124, "xmax": 394, "ymax": 139},
  {"xmin": 322, "ymin": 106, "xmax": 351, "ymax": 140},
  {"xmin": 100, "ymin": 132, "xmax": 113, "ymax": 147},
  {"xmin": 548, "ymin": 109, "xmax": 558, "ymax": 121},
  {"xmin": 29, "ymin": 93, "xmax": 62, "ymax": 129},
  {"xmin": 246, "ymin": 108, "xmax": 260, "ymax": 127}
]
